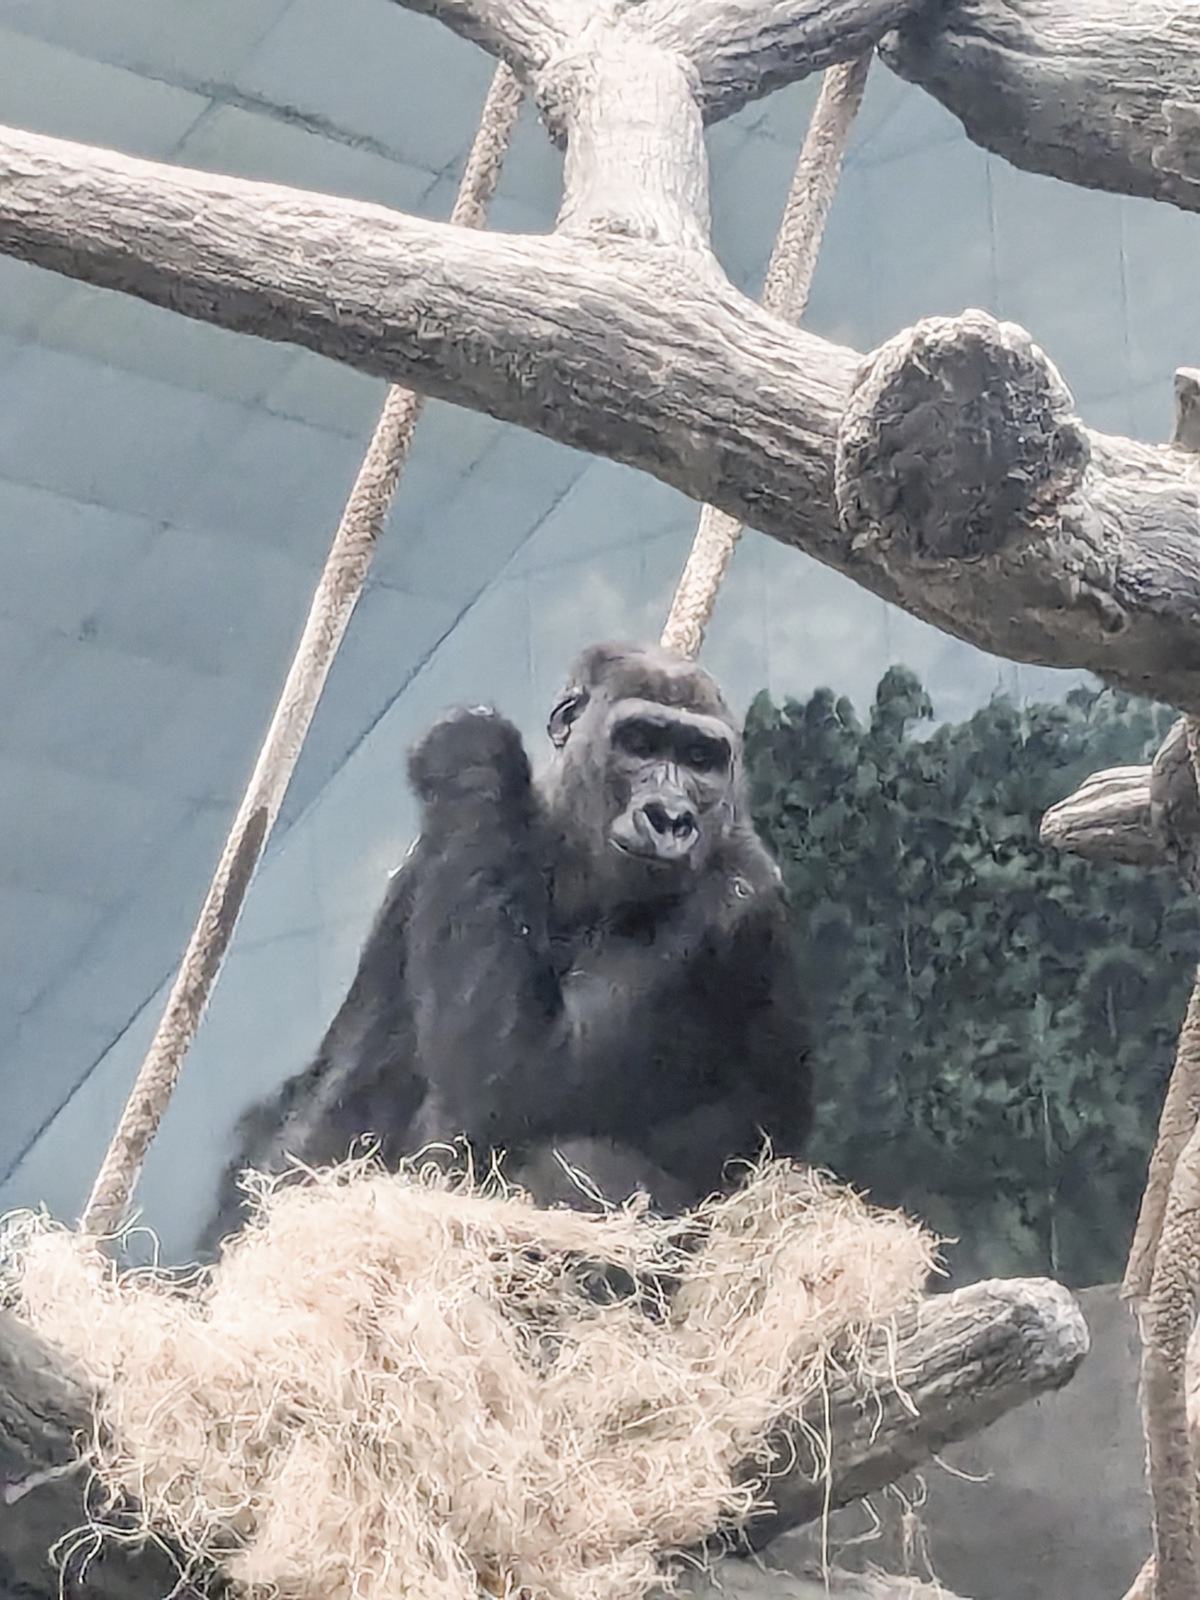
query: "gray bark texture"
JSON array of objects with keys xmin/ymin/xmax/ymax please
[
  {"xmin": 1041, "ymin": 715, "xmax": 1200, "ymax": 888},
  {"xmin": 0, "ymin": 1278, "xmax": 1085, "ymax": 1599},
  {"xmin": 883, "ymin": 0, "xmax": 1200, "ymax": 214},
  {"xmin": 395, "ymin": 0, "xmax": 917, "ymax": 128},
  {"xmin": 2, "ymin": 127, "xmax": 1200, "ymax": 706},
  {"xmin": 737, "ymin": 1276, "xmax": 1088, "ymax": 1550}
]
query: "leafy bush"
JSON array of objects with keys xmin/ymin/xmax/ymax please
[{"xmin": 743, "ymin": 670, "xmax": 1198, "ymax": 1287}]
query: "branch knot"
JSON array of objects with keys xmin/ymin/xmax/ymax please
[{"xmin": 835, "ymin": 310, "xmax": 1090, "ymax": 563}]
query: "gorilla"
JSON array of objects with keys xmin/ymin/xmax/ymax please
[{"xmin": 199, "ymin": 643, "xmax": 812, "ymax": 1256}]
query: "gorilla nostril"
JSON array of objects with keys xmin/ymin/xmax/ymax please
[
  {"xmin": 643, "ymin": 801, "xmax": 696, "ymax": 839},
  {"xmin": 643, "ymin": 801, "xmax": 672, "ymax": 836}
]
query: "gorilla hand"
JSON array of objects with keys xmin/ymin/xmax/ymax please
[{"xmin": 407, "ymin": 707, "xmax": 532, "ymax": 810}]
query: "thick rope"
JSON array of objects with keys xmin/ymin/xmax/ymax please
[
  {"xmin": 80, "ymin": 63, "xmax": 524, "ymax": 1240},
  {"xmin": 660, "ymin": 51, "xmax": 871, "ymax": 661}
]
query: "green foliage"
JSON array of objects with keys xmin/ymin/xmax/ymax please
[{"xmin": 743, "ymin": 670, "xmax": 1198, "ymax": 1286}]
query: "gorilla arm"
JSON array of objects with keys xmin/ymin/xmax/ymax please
[{"xmin": 638, "ymin": 893, "xmax": 814, "ymax": 1192}]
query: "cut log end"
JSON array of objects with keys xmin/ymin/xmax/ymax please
[
  {"xmin": 835, "ymin": 310, "xmax": 1090, "ymax": 562},
  {"xmin": 1039, "ymin": 765, "xmax": 1160, "ymax": 866},
  {"xmin": 1040, "ymin": 716, "xmax": 1200, "ymax": 889}
]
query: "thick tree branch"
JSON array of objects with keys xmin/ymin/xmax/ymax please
[
  {"xmin": 629, "ymin": 0, "xmax": 914, "ymax": 123},
  {"xmin": 548, "ymin": 35, "xmax": 715, "ymax": 252},
  {"xmin": 391, "ymin": 0, "xmax": 917, "ymax": 126},
  {"xmin": 1039, "ymin": 766, "xmax": 1161, "ymax": 870},
  {"xmin": 1043, "ymin": 376, "xmax": 1200, "ymax": 874},
  {"xmin": 1041, "ymin": 718, "xmax": 1200, "ymax": 882},
  {"xmin": 882, "ymin": 0, "xmax": 1200, "ymax": 214},
  {"xmin": 390, "ymin": 0, "xmax": 564, "ymax": 75},
  {"xmin": 741, "ymin": 1277, "xmax": 1088, "ymax": 1548},
  {"xmin": 4, "ymin": 132, "xmax": 1200, "ymax": 705},
  {"xmin": 0, "ymin": 1279, "xmax": 1084, "ymax": 1599}
]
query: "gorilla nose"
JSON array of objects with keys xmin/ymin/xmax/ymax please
[
  {"xmin": 610, "ymin": 793, "xmax": 700, "ymax": 862},
  {"xmin": 643, "ymin": 800, "xmax": 696, "ymax": 842},
  {"xmin": 630, "ymin": 798, "xmax": 698, "ymax": 862}
]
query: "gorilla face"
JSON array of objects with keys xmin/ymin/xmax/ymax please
[
  {"xmin": 603, "ymin": 698, "xmax": 732, "ymax": 866},
  {"xmin": 545, "ymin": 643, "xmax": 741, "ymax": 892}
]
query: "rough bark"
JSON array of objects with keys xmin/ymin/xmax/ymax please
[
  {"xmin": 392, "ymin": 0, "xmax": 564, "ymax": 76},
  {"xmin": 1039, "ymin": 765, "xmax": 1160, "ymax": 870},
  {"xmin": 3, "ymin": 128, "xmax": 1200, "ymax": 709},
  {"xmin": 737, "ymin": 1277, "xmax": 1088, "ymax": 1549},
  {"xmin": 620, "ymin": 0, "xmax": 912, "ymax": 124},
  {"xmin": 882, "ymin": 0, "xmax": 1200, "ymax": 215},
  {"xmin": 1041, "ymin": 718, "xmax": 1200, "ymax": 881},
  {"xmin": 549, "ymin": 38, "xmax": 715, "ymax": 250},
  {"xmin": 393, "ymin": 0, "xmax": 917, "ymax": 126},
  {"xmin": 1126, "ymin": 979, "xmax": 1200, "ymax": 1295},
  {"xmin": 0, "ymin": 1279, "xmax": 1084, "ymax": 1599}
]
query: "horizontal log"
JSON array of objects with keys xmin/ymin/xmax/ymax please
[
  {"xmin": 741, "ymin": 1276, "xmax": 1088, "ymax": 1547},
  {"xmin": 1040, "ymin": 716, "xmax": 1200, "ymax": 890},
  {"xmin": 0, "ymin": 1278, "xmax": 1085, "ymax": 1598},
  {"xmin": 2, "ymin": 129, "xmax": 1200, "ymax": 707},
  {"xmin": 882, "ymin": 0, "xmax": 1200, "ymax": 214},
  {"xmin": 1040, "ymin": 766, "xmax": 1160, "ymax": 868}
]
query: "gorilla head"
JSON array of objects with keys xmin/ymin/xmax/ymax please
[{"xmin": 543, "ymin": 643, "xmax": 745, "ymax": 899}]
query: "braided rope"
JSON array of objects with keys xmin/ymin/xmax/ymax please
[
  {"xmin": 81, "ymin": 63, "xmax": 524, "ymax": 1239},
  {"xmin": 660, "ymin": 52, "xmax": 871, "ymax": 660}
]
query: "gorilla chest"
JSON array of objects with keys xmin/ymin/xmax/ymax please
[{"xmin": 553, "ymin": 919, "xmax": 743, "ymax": 1117}]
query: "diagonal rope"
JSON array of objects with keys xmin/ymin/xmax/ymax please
[
  {"xmin": 660, "ymin": 51, "xmax": 872, "ymax": 661},
  {"xmin": 81, "ymin": 62, "xmax": 524, "ymax": 1240}
]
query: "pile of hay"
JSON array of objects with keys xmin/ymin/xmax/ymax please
[{"xmin": 1, "ymin": 1157, "xmax": 937, "ymax": 1600}]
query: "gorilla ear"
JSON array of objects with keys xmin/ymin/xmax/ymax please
[{"xmin": 548, "ymin": 687, "xmax": 587, "ymax": 749}]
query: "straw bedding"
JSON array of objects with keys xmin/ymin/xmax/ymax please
[{"xmin": 1, "ymin": 1154, "xmax": 937, "ymax": 1600}]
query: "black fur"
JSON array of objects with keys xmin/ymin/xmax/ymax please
[{"xmin": 199, "ymin": 643, "xmax": 812, "ymax": 1256}]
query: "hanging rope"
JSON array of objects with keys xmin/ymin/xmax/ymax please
[
  {"xmin": 81, "ymin": 63, "xmax": 524, "ymax": 1240},
  {"xmin": 660, "ymin": 51, "xmax": 872, "ymax": 661}
]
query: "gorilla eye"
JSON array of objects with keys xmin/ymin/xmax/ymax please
[
  {"xmin": 617, "ymin": 720, "xmax": 661, "ymax": 758},
  {"xmin": 687, "ymin": 739, "xmax": 728, "ymax": 773}
]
